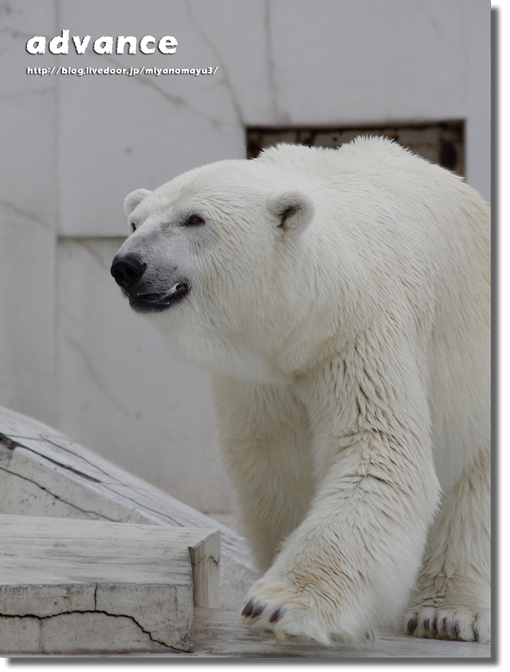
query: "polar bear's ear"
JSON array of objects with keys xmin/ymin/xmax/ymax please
[
  {"xmin": 268, "ymin": 191, "xmax": 315, "ymax": 233},
  {"xmin": 124, "ymin": 188, "xmax": 152, "ymax": 217}
]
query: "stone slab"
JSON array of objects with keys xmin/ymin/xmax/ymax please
[
  {"xmin": 0, "ymin": 404, "xmax": 258, "ymax": 611},
  {"xmin": 0, "ymin": 514, "xmax": 219, "ymax": 654}
]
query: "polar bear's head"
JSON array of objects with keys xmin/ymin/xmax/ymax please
[{"xmin": 111, "ymin": 159, "xmax": 315, "ymax": 379}]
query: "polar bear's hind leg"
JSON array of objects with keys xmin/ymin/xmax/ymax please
[{"xmin": 404, "ymin": 448, "xmax": 491, "ymax": 642}]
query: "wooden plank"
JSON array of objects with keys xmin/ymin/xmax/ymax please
[
  {"xmin": 0, "ymin": 514, "xmax": 219, "ymax": 654},
  {"xmin": 192, "ymin": 608, "xmax": 492, "ymax": 658},
  {"xmin": 5, "ymin": 607, "xmax": 490, "ymax": 658},
  {"xmin": 188, "ymin": 532, "xmax": 221, "ymax": 609}
]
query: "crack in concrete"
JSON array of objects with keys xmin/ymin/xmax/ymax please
[
  {"xmin": 264, "ymin": 0, "xmax": 279, "ymax": 123},
  {"xmin": 58, "ymin": 305, "xmax": 79, "ymax": 325},
  {"xmin": 0, "ymin": 464, "xmax": 118, "ymax": 522},
  {"xmin": 40, "ymin": 438, "xmax": 198, "ymax": 528},
  {"xmin": 1, "ymin": 432, "xmax": 184, "ymax": 526},
  {"xmin": 0, "ymin": 84, "xmax": 55, "ymax": 99},
  {"xmin": 458, "ymin": 1, "xmax": 468, "ymax": 107},
  {"xmin": 0, "ymin": 439, "xmax": 187, "ymax": 528},
  {"xmin": 2, "ymin": 431, "xmax": 119, "ymax": 486},
  {"xmin": 100, "ymin": 53, "xmax": 221, "ymax": 127},
  {"xmin": 415, "ymin": 0, "xmax": 467, "ymax": 109},
  {"xmin": 64, "ymin": 336, "xmax": 132, "ymax": 418},
  {"xmin": 414, "ymin": 0, "xmax": 447, "ymax": 41},
  {"xmin": 41, "ymin": 436, "xmax": 128, "ymax": 484},
  {"xmin": 71, "ymin": 238, "xmax": 113, "ymax": 272},
  {"xmin": 95, "ymin": 483, "xmax": 185, "ymax": 527},
  {"xmin": 186, "ymin": 0, "xmax": 244, "ymax": 127},
  {"xmin": 10, "ymin": 444, "xmax": 102, "ymax": 484},
  {"xmin": 0, "ymin": 199, "xmax": 53, "ymax": 230},
  {"xmin": 0, "ymin": 608, "xmax": 183, "ymax": 651},
  {"xmin": 197, "ymin": 554, "xmax": 220, "ymax": 567}
]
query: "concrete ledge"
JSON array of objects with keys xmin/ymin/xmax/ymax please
[{"xmin": 0, "ymin": 514, "xmax": 219, "ymax": 654}]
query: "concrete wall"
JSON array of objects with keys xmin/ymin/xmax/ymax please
[{"xmin": 0, "ymin": 0, "xmax": 491, "ymax": 512}]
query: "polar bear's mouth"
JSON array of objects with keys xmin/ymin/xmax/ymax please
[{"xmin": 129, "ymin": 281, "xmax": 191, "ymax": 314}]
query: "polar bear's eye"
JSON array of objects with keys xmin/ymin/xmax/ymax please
[
  {"xmin": 185, "ymin": 214, "xmax": 205, "ymax": 227},
  {"xmin": 131, "ymin": 222, "xmax": 136, "ymax": 232}
]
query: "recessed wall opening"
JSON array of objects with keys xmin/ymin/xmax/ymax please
[{"xmin": 246, "ymin": 121, "xmax": 465, "ymax": 176}]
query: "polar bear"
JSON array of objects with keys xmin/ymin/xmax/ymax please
[{"xmin": 111, "ymin": 137, "xmax": 490, "ymax": 645}]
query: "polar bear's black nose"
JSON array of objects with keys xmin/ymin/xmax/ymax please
[{"xmin": 111, "ymin": 253, "xmax": 147, "ymax": 291}]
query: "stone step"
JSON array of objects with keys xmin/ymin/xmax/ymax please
[
  {"xmin": 0, "ymin": 404, "xmax": 257, "ymax": 611},
  {"xmin": 0, "ymin": 514, "xmax": 219, "ymax": 654}
]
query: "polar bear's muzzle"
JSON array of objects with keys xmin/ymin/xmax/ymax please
[{"xmin": 111, "ymin": 252, "xmax": 190, "ymax": 314}]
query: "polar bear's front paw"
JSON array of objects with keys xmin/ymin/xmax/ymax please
[
  {"xmin": 241, "ymin": 577, "xmax": 373, "ymax": 646},
  {"xmin": 242, "ymin": 597, "xmax": 289, "ymax": 643},
  {"xmin": 241, "ymin": 577, "xmax": 317, "ymax": 643},
  {"xmin": 404, "ymin": 603, "xmax": 490, "ymax": 643}
]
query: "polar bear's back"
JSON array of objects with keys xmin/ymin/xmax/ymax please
[{"xmin": 257, "ymin": 136, "xmax": 479, "ymax": 209}]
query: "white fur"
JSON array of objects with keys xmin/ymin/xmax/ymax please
[{"xmin": 117, "ymin": 137, "xmax": 490, "ymax": 644}]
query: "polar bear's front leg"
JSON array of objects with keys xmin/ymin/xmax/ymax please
[
  {"xmin": 210, "ymin": 374, "xmax": 316, "ymax": 571},
  {"xmin": 241, "ymin": 352, "xmax": 440, "ymax": 644}
]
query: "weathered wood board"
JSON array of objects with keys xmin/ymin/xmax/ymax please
[
  {"xmin": 0, "ymin": 514, "xmax": 219, "ymax": 654},
  {"xmin": 190, "ymin": 608, "xmax": 492, "ymax": 658},
  {"xmin": 4, "ymin": 608, "xmax": 491, "ymax": 659},
  {"xmin": 0, "ymin": 404, "xmax": 257, "ymax": 610}
]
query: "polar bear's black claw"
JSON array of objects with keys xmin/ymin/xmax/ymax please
[
  {"xmin": 242, "ymin": 600, "xmax": 254, "ymax": 617},
  {"xmin": 406, "ymin": 618, "xmax": 417, "ymax": 634},
  {"xmin": 269, "ymin": 608, "xmax": 282, "ymax": 623},
  {"xmin": 251, "ymin": 604, "xmax": 265, "ymax": 619}
]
